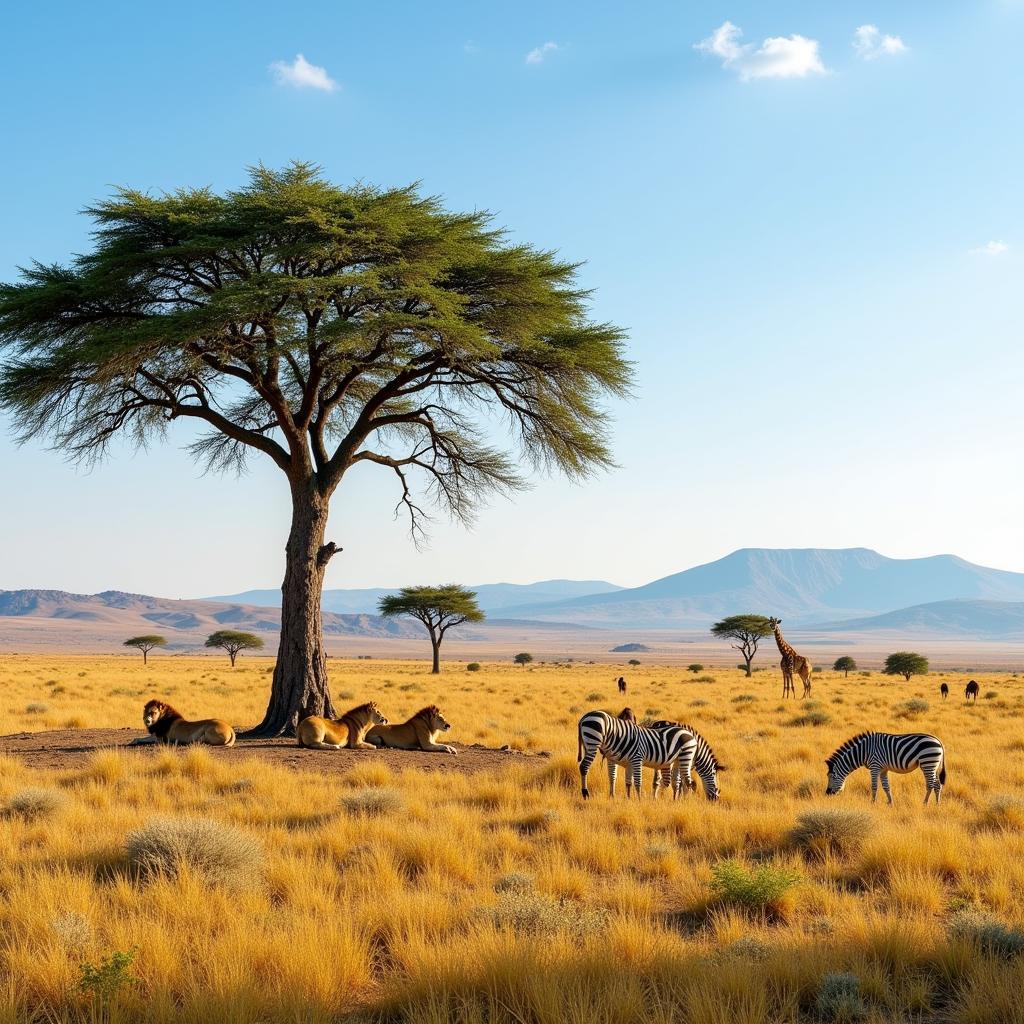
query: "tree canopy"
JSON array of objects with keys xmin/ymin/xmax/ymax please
[
  {"xmin": 123, "ymin": 634, "xmax": 167, "ymax": 664},
  {"xmin": 514, "ymin": 652, "xmax": 533, "ymax": 666},
  {"xmin": 378, "ymin": 584, "xmax": 484, "ymax": 673},
  {"xmin": 833, "ymin": 656, "xmax": 857, "ymax": 677},
  {"xmin": 205, "ymin": 629, "xmax": 264, "ymax": 667},
  {"xmin": 883, "ymin": 652, "xmax": 929, "ymax": 681},
  {"xmin": 710, "ymin": 614, "xmax": 773, "ymax": 677}
]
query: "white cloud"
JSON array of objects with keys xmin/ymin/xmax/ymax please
[
  {"xmin": 969, "ymin": 240, "xmax": 1010, "ymax": 256},
  {"xmin": 695, "ymin": 21, "xmax": 826, "ymax": 81},
  {"xmin": 464, "ymin": 40, "xmax": 479, "ymax": 55},
  {"xmin": 853, "ymin": 25, "xmax": 907, "ymax": 60},
  {"xmin": 526, "ymin": 41, "xmax": 560, "ymax": 65},
  {"xmin": 269, "ymin": 54, "xmax": 338, "ymax": 92}
]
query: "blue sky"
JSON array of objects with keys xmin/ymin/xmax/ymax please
[{"xmin": 1, "ymin": 1, "xmax": 1022, "ymax": 596}]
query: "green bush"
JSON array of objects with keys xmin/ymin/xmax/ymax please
[
  {"xmin": 949, "ymin": 910, "xmax": 1024, "ymax": 958},
  {"xmin": 787, "ymin": 710, "xmax": 832, "ymax": 727},
  {"xmin": 815, "ymin": 972, "xmax": 867, "ymax": 1022},
  {"xmin": 466, "ymin": 662, "xmax": 481, "ymax": 672},
  {"xmin": 893, "ymin": 697, "xmax": 930, "ymax": 718},
  {"xmin": 687, "ymin": 664, "xmax": 704, "ymax": 673},
  {"xmin": 790, "ymin": 809, "xmax": 874, "ymax": 859},
  {"xmin": 709, "ymin": 860, "xmax": 800, "ymax": 918},
  {"xmin": 78, "ymin": 948, "xmax": 137, "ymax": 1004},
  {"xmin": 732, "ymin": 693, "xmax": 757, "ymax": 703}
]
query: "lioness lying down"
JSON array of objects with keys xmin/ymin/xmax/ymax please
[
  {"xmin": 366, "ymin": 705, "xmax": 457, "ymax": 754},
  {"xmin": 129, "ymin": 699, "xmax": 235, "ymax": 746},
  {"xmin": 296, "ymin": 702, "xmax": 387, "ymax": 750}
]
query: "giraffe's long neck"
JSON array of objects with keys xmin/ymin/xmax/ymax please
[{"xmin": 773, "ymin": 625, "xmax": 795, "ymax": 658}]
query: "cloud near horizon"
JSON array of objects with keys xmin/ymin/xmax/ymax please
[
  {"xmin": 969, "ymin": 240, "xmax": 1009, "ymax": 256},
  {"xmin": 526, "ymin": 41, "xmax": 560, "ymax": 65},
  {"xmin": 853, "ymin": 24, "xmax": 908, "ymax": 60},
  {"xmin": 695, "ymin": 21, "xmax": 826, "ymax": 80},
  {"xmin": 269, "ymin": 54, "xmax": 338, "ymax": 92}
]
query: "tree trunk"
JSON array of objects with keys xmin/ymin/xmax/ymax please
[
  {"xmin": 430, "ymin": 627, "xmax": 441, "ymax": 674},
  {"xmin": 142, "ymin": 649, "xmax": 148, "ymax": 666},
  {"xmin": 229, "ymin": 651, "xmax": 237, "ymax": 668},
  {"xmin": 244, "ymin": 481, "xmax": 337, "ymax": 737}
]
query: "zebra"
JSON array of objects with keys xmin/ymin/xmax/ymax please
[
  {"xmin": 825, "ymin": 731, "xmax": 946, "ymax": 805},
  {"xmin": 577, "ymin": 710, "xmax": 696, "ymax": 800},
  {"xmin": 650, "ymin": 720, "xmax": 726, "ymax": 801}
]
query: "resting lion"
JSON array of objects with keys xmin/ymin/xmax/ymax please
[
  {"xmin": 129, "ymin": 699, "xmax": 235, "ymax": 746},
  {"xmin": 366, "ymin": 705, "xmax": 457, "ymax": 754},
  {"xmin": 296, "ymin": 702, "xmax": 387, "ymax": 750}
]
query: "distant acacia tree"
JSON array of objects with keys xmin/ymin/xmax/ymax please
[
  {"xmin": 123, "ymin": 635, "xmax": 166, "ymax": 665},
  {"xmin": 205, "ymin": 630, "xmax": 264, "ymax": 667},
  {"xmin": 883, "ymin": 652, "xmax": 929, "ymax": 681},
  {"xmin": 833, "ymin": 656, "xmax": 857, "ymax": 677},
  {"xmin": 379, "ymin": 585, "xmax": 484, "ymax": 673},
  {"xmin": 514, "ymin": 652, "xmax": 533, "ymax": 667},
  {"xmin": 0, "ymin": 163, "xmax": 630, "ymax": 736},
  {"xmin": 710, "ymin": 614, "xmax": 773, "ymax": 678},
  {"xmin": 628, "ymin": 658, "xmax": 641, "ymax": 666}
]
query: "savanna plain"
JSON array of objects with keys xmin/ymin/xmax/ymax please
[{"xmin": 2, "ymin": 653, "xmax": 1024, "ymax": 1024}]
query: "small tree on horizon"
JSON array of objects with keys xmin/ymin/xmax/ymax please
[
  {"xmin": 833, "ymin": 656, "xmax": 857, "ymax": 678},
  {"xmin": 205, "ymin": 630, "xmax": 264, "ymax": 667},
  {"xmin": 379, "ymin": 585, "xmax": 484, "ymax": 674},
  {"xmin": 710, "ymin": 615, "xmax": 773, "ymax": 678},
  {"xmin": 514, "ymin": 652, "xmax": 533, "ymax": 667},
  {"xmin": 883, "ymin": 651, "xmax": 929, "ymax": 681},
  {"xmin": 123, "ymin": 635, "xmax": 167, "ymax": 665}
]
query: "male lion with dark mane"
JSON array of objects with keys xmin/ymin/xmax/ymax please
[
  {"xmin": 296, "ymin": 702, "xmax": 387, "ymax": 750},
  {"xmin": 366, "ymin": 705, "xmax": 457, "ymax": 754},
  {"xmin": 130, "ymin": 699, "xmax": 235, "ymax": 746}
]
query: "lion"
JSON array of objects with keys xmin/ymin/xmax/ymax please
[
  {"xmin": 366, "ymin": 705, "xmax": 457, "ymax": 754},
  {"xmin": 129, "ymin": 699, "xmax": 235, "ymax": 746},
  {"xmin": 296, "ymin": 702, "xmax": 388, "ymax": 750}
]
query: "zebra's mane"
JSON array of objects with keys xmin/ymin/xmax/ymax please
[{"xmin": 826, "ymin": 731, "xmax": 873, "ymax": 765}]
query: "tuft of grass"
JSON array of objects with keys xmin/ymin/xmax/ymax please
[
  {"xmin": 695, "ymin": 675, "xmax": 717, "ymax": 684},
  {"xmin": 787, "ymin": 709, "xmax": 831, "ymax": 727},
  {"xmin": 584, "ymin": 691, "xmax": 604, "ymax": 702},
  {"xmin": 125, "ymin": 817, "xmax": 264, "ymax": 890},
  {"xmin": 5, "ymin": 787, "xmax": 67, "ymax": 820},
  {"xmin": 732, "ymin": 694, "xmax": 756, "ymax": 703},
  {"xmin": 51, "ymin": 912, "xmax": 93, "ymax": 951},
  {"xmin": 482, "ymin": 888, "xmax": 608, "ymax": 937},
  {"xmin": 791, "ymin": 809, "xmax": 874, "ymax": 860},
  {"xmin": 340, "ymin": 787, "xmax": 404, "ymax": 816},
  {"xmin": 894, "ymin": 698, "xmax": 930, "ymax": 718},
  {"xmin": 815, "ymin": 972, "xmax": 867, "ymax": 1022},
  {"xmin": 979, "ymin": 795, "xmax": 1024, "ymax": 831},
  {"xmin": 25, "ymin": 702, "xmax": 49, "ymax": 714},
  {"xmin": 949, "ymin": 910, "xmax": 1024, "ymax": 959},
  {"xmin": 494, "ymin": 872, "xmax": 534, "ymax": 893},
  {"xmin": 709, "ymin": 860, "xmax": 801, "ymax": 920}
]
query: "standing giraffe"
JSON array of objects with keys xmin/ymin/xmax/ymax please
[{"xmin": 768, "ymin": 617, "xmax": 812, "ymax": 699}]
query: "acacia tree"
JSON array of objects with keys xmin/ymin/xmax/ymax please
[
  {"xmin": 378, "ymin": 585, "xmax": 484, "ymax": 673},
  {"xmin": 123, "ymin": 634, "xmax": 167, "ymax": 665},
  {"xmin": 833, "ymin": 655, "xmax": 857, "ymax": 677},
  {"xmin": 205, "ymin": 629, "xmax": 264, "ymax": 667},
  {"xmin": 0, "ymin": 164, "xmax": 630, "ymax": 735},
  {"xmin": 710, "ymin": 614, "xmax": 773, "ymax": 678},
  {"xmin": 883, "ymin": 651, "xmax": 929, "ymax": 681},
  {"xmin": 514, "ymin": 652, "xmax": 533, "ymax": 666}
]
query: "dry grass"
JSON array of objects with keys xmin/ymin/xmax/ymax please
[{"xmin": 0, "ymin": 653, "xmax": 1023, "ymax": 1022}]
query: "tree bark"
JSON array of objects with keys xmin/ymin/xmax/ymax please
[
  {"xmin": 243, "ymin": 479, "xmax": 337, "ymax": 737},
  {"xmin": 142, "ymin": 649, "xmax": 148, "ymax": 666},
  {"xmin": 431, "ymin": 636, "xmax": 441, "ymax": 674}
]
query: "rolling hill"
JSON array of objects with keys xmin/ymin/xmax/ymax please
[
  {"xmin": 815, "ymin": 599, "xmax": 1024, "ymax": 637},
  {"xmin": 494, "ymin": 548, "xmax": 1024, "ymax": 629}
]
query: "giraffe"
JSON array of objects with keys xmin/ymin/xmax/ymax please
[{"xmin": 768, "ymin": 617, "xmax": 811, "ymax": 699}]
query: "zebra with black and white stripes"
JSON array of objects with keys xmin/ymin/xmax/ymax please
[
  {"xmin": 651, "ymin": 720, "xmax": 725, "ymax": 801},
  {"xmin": 577, "ymin": 710, "xmax": 696, "ymax": 800},
  {"xmin": 825, "ymin": 731, "xmax": 946, "ymax": 805}
]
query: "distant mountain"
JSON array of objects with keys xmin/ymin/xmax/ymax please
[
  {"xmin": 816, "ymin": 599, "xmax": 1024, "ymax": 638},
  {"xmin": 206, "ymin": 579, "xmax": 623, "ymax": 616},
  {"xmin": 0, "ymin": 589, "xmax": 420, "ymax": 645},
  {"xmin": 495, "ymin": 548, "xmax": 1024, "ymax": 629}
]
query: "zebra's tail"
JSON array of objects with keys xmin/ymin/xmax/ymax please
[{"xmin": 940, "ymin": 760, "xmax": 947, "ymax": 786}]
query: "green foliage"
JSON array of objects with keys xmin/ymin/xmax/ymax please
[
  {"xmin": 513, "ymin": 652, "xmax": 534, "ymax": 666},
  {"xmin": 883, "ymin": 651, "xmax": 929, "ymax": 680},
  {"xmin": 709, "ymin": 859, "xmax": 800, "ymax": 917},
  {"xmin": 711, "ymin": 615, "xmax": 773, "ymax": 676},
  {"xmin": 894, "ymin": 697, "xmax": 930, "ymax": 718},
  {"xmin": 466, "ymin": 662, "xmax": 481, "ymax": 672},
  {"xmin": 833, "ymin": 656, "xmax": 857, "ymax": 676},
  {"xmin": 787, "ymin": 709, "xmax": 832, "ymax": 727},
  {"xmin": 687, "ymin": 663, "xmax": 704, "ymax": 673},
  {"xmin": 123, "ymin": 635, "xmax": 167, "ymax": 655},
  {"xmin": 78, "ymin": 948, "xmax": 137, "ymax": 1004},
  {"xmin": 628, "ymin": 658, "xmax": 641, "ymax": 666},
  {"xmin": 204, "ymin": 630, "xmax": 264, "ymax": 665},
  {"xmin": 379, "ymin": 585, "xmax": 484, "ymax": 671}
]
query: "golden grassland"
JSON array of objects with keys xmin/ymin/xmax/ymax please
[{"xmin": 2, "ymin": 653, "xmax": 1024, "ymax": 1023}]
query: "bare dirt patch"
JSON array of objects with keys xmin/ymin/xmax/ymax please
[{"xmin": 0, "ymin": 728, "xmax": 540, "ymax": 776}]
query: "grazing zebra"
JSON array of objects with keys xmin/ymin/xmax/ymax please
[
  {"xmin": 825, "ymin": 731, "xmax": 946, "ymax": 805},
  {"xmin": 965, "ymin": 680, "xmax": 979, "ymax": 703},
  {"xmin": 577, "ymin": 710, "xmax": 695, "ymax": 800},
  {"xmin": 940, "ymin": 682, "xmax": 949, "ymax": 700},
  {"xmin": 650, "ymin": 720, "xmax": 725, "ymax": 801}
]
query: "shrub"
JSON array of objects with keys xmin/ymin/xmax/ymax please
[
  {"xmin": 787, "ymin": 710, "xmax": 832, "ymax": 727},
  {"xmin": 466, "ymin": 662, "xmax": 481, "ymax": 672},
  {"xmin": 733, "ymin": 693, "xmax": 756, "ymax": 703},
  {"xmin": 340, "ymin": 787, "xmax": 403, "ymax": 816},
  {"xmin": 483, "ymin": 889, "xmax": 608, "ymax": 937},
  {"xmin": 985, "ymin": 690, "xmax": 998, "ymax": 700},
  {"xmin": 494, "ymin": 872, "xmax": 534, "ymax": 893},
  {"xmin": 585, "ymin": 691, "xmax": 604, "ymax": 702},
  {"xmin": 815, "ymin": 972, "xmax": 867, "ymax": 1022},
  {"xmin": 687, "ymin": 664, "xmax": 704, "ymax": 673},
  {"xmin": 5, "ymin": 787, "xmax": 67, "ymax": 820},
  {"xmin": 52, "ymin": 912, "xmax": 93, "ymax": 951},
  {"xmin": 894, "ymin": 697, "xmax": 930, "ymax": 718},
  {"xmin": 791, "ymin": 810, "xmax": 873, "ymax": 859},
  {"xmin": 25, "ymin": 702, "xmax": 48, "ymax": 714},
  {"xmin": 337, "ymin": 690, "xmax": 355, "ymax": 699},
  {"xmin": 709, "ymin": 860, "xmax": 800, "ymax": 919},
  {"xmin": 125, "ymin": 817, "xmax": 264, "ymax": 889},
  {"xmin": 695, "ymin": 675, "xmax": 716, "ymax": 684},
  {"xmin": 78, "ymin": 948, "xmax": 137, "ymax": 1004},
  {"xmin": 716, "ymin": 936, "xmax": 770, "ymax": 962},
  {"xmin": 949, "ymin": 910, "xmax": 1024, "ymax": 959}
]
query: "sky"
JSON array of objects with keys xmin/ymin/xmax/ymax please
[{"xmin": 1, "ymin": 0, "xmax": 1022, "ymax": 597}]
